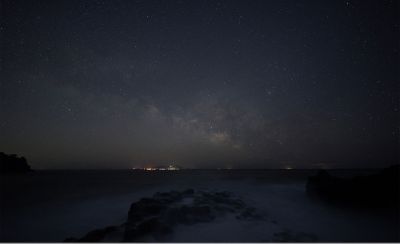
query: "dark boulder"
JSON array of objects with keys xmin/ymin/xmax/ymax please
[
  {"xmin": 127, "ymin": 198, "xmax": 167, "ymax": 223},
  {"xmin": 306, "ymin": 165, "xmax": 400, "ymax": 207},
  {"xmin": 166, "ymin": 205, "xmax": 215, "ymax": 225},
  {"xmin": 124, "ymin": 218, "xmax": 172, "ymax": 242},
  {"xmin": 64, "ymin": 226, "xmax": 118, "ymax": 242}
]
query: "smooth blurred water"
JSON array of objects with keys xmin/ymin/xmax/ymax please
[{"xmin": 0, "ymin": 170, "xmax": 398, "ymax": 242}]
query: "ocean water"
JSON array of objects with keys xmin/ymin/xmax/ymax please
[{"xmin": 0, "ymin": 170, "xmax": 398, "ymax": 242}]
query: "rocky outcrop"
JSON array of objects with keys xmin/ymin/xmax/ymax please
[
  {"xmin": 65, "ymin": 189, "xmax": 267, "ymax": 242},
  {"xmin": 306, "ymin": 165, "xmax": 400, "ymax": 207},
  {"xmin": 0, "ymin": 152, "xmax": 32, "ymax": 173},
  {"xmin": 123, "ymin": 189, "xmax": 262, "ymax": 242},
  {"xmin": 64, "ymin": 226, "xmax": 119, "ymax": 242}
]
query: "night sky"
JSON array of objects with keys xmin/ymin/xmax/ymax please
[{"xmin": 1, "ymin": 0, "xmax": 398, "ymax": 169}]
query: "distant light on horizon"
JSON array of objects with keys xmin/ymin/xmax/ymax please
[{"xmin": 132, "ymin": 163, "xmax": 181, "ymax": 171}]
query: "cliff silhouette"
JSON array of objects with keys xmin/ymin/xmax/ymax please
[{"xmin": 0, "ymin": 152, "xmax": 32, "ymax": 173}]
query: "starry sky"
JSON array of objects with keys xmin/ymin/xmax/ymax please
[{"xmin": 1, "ymin": 0, "xmax": 399, "ymax": 169}]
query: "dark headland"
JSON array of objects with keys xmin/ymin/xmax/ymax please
[
  {"xmin": 0, "ymin": 152, "xmax": 33, "ymax": 174},
  {"xmin": 306, "ymin": 165, "xmax": 400, "ymax": 208}
]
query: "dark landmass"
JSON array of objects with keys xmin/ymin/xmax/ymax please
[
  {"xmin": 0, "ymin": 152, "xmax": 32, "ymax": 174},
  {"xmin": 306, "ymin": 165, "xmax": 400, "ymax": 208}
]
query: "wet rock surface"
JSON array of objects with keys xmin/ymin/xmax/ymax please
[
  {"xmin": 65, "ymin": 189, "xmax": 268, "ymax": 242},
  {"xmin": 123, "ymin": 189, "xmax": 265, "ymax": 241},
  {"xmin": 64, "ymin": 226, "xmax": 120, "ymax": 242}
]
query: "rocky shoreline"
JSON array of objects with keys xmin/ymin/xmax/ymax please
[
  {"xmin": 63, "ymin": 166, "xmax": 399, "ymax": 242},
  {"xmin": 65, "ymin": 189, "xmax": 271, "ymax": 242}
]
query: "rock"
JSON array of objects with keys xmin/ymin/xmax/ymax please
[
  {"xmin": 306, "ymin": 165, "xmax": 400, "ymax": 207},
  {"xmin": 124, "ymin": 218, "xmax": 172, "ymax": 242},
  {"xmin": 64, "ymin": 226, "xmax": 118, "ymax": 242},
  {"xmin": 167, "ymin": 205, "xmax": 215, "ymax": 225},
  {"xmin": 70, "ymin": 189, "xmax": 264, "ymax": 242},
  {"xmin": 0, "ymin": 152, "xmax": 32, "ymax": 174},
  {"xmin": 127, "ymin": 198, "xmax": 167, "ymax": 223}
]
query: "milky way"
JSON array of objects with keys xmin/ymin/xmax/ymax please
[{"xmin": 1, "ymin": 0, "xmax": 398, "ymax": 169}]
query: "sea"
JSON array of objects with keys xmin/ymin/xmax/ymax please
[{"xmin": 0, "ymin": 169, "xmax": 399, "ymax": 242}]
